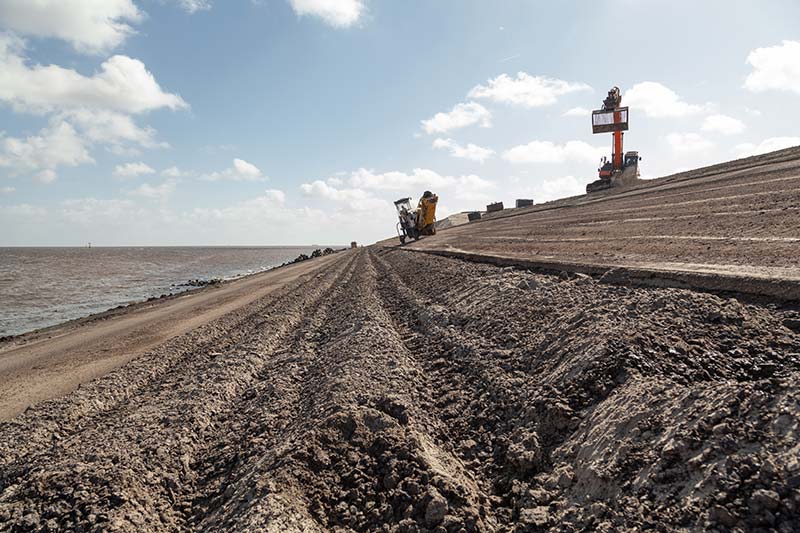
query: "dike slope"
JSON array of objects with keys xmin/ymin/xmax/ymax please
[
  {"xmin": 1, "ymin": 248, "xmax": 799, "ymax": 532},
  {"xmin": 384, "ymin": 147, "xmax": 800, "ymax": 300}
]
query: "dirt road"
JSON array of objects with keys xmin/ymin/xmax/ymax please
[
  {"xmin": 0, "ymin": 253, "xmax": 342, "ymax": 420},
  {"xmin": 1, "ymin": 247, "xmax": 798, "ymax": 531},
  {"xmin": 389, "ymin": 147, "xmax": 800, "ymax": 300}
]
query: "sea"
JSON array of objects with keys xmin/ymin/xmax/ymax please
[{"xmin": 0, "ymin": 246, "xmax": 333, "ymax": 337}]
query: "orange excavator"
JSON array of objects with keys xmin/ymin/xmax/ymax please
[{"xmin": 587, "ymin": 86, "xmax": 641, "ymax": 193}]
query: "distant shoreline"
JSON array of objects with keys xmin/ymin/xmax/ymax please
[
  {"xmin": 0, "ymin": 251, "xmax": 347, "ymax": 420},
  {"xmin": 0, "ymin": 247, "xmax": 345, "ymax": 342},
  {"xmin": 0, "ymin": 245, "xmax": 345, "ymax": 249}
]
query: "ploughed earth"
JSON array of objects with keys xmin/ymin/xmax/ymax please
[{"xmin": 1, "ymin": 247, "xmax": 799, "ymax": 532}]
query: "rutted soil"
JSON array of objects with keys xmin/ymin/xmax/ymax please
[{"xmin": 1, "ymin": 248, "xmax": 799, "ymax": 531}]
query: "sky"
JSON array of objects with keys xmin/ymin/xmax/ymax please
[{"xmin": 0, "ymin": 0, "xmax": 799, "ymax": 246}]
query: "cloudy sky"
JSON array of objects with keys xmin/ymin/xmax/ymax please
[{"xmin": 1, "ymin": 0, "xmax": 799, "ymax": 246}]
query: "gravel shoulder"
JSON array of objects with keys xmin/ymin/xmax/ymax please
[{"xmin": 1, "ymin": 247, "xmax": 798, "ymax": 532}]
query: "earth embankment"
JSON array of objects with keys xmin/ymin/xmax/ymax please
[
  {"xmin": 1, "ymin": 247, "xmax": 798, "ymax": 531},
  {"xmin": 388, "ymin": 147, "xmax": 800, "ymax": 300}
]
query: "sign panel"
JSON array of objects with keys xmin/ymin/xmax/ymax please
[{"xmin": 592, "ymin": 107, "xmax": 629, "ymax": 134}]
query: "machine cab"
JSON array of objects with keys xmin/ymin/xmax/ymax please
[
  {"xmin": 394, "ymin": 197, "xmax": 413, "ymax": 215},
  {"xmin": 624, "ymin": 151, "xmax": 641, "ymax": 168},
  {"xmin": 598, "ymin": 156, "xmax": 614, "ymax": 178}
]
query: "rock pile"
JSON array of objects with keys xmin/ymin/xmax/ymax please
[{"xmin": 282, "ymin": 247, "xmax": 341, "ymax": 267}]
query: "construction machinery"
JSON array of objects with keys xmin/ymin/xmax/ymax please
[
  {"xmin": 586, "ymin": 86, "xmax": 641, "ymax": 193},
  {"xmin": 394, "ymin": 191, "xmax": 438, "ymax": 244}
]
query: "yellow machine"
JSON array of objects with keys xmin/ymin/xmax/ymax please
[
  {"xmin": 394, "ymin": 191, "xmax": 438, "ymax": 244},
  {"xmin": 417, "ymin": 191, "xmax": 438, "ymax": 235}
]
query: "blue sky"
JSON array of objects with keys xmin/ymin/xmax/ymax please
[{"xmin": 1, "ymin": 0, "xmax": 799, "ymax": 246}]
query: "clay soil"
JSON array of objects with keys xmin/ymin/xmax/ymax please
[{"xmin": 1, "ymin": 248, "xmax": 799, "ymax": 532}]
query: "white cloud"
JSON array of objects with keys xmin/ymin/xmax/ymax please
[
  {"xmin": 0, "ymin": 203, "xmax": 46, "ymax": 217},
  {"xmin": 187, "ymin": 191, "xmax": 323, "ymax": 231},
  {"xmin": 532, "ymin": 175, "xmax": 584, "ymax": 202},
  {"xmin": 61, "ymin": 197, "xmax": 139, "ymax": 224},
  {"xmin": 287, "ymin": 0, "xmax": 364, "ymax": 27},
  {"xmin": 300, "ymin": 180, "xmax": 387, "ymax": 210},
  {"xmin": 262, "ymin": 188, "xmax": 286, "ymax": 205},
  {"xmin": 0, "ymin": 0, "xmax": 143, "ymax": 54},
  {"xmin": 113, "ymin": 161, "xmax": 155, "ymax": 178},
  {"xmin": 175, "ymin": 0, "xmax": 212, "ymax": 13},
  {"xmin": 432, "ymin": 138, "xmax": 495, "ymax": 163},
  {"xmin": 0, "ymin": 35, "xmax": 188, "ymax": 115},
  {"xmin": 468, "ymin": 72, "xmax": 591, "ymax": 108},
  {"xmin": 0, "ymin": 36, "xmax": 182, "ymax": 178},
  {"xmin": 202, "ymin": 158, "xmax": 266, "ymax": 181},
  {"xmin": 457, "ymin": 174, "xmax": 493, "ymax": 191},
  {"xmin": 734, "ymin": 137, "xmax": 800, "ymax": 158},
  {"xmin": 215, "ymin": 189, "xmax": 286, "ymax": 212},
  {"xmin": 502, "ymin": 140, "xmax": 605, "ymax": 164},
  {"xmin": 50, "ymin": 193, "xmax": 298, "ymax": 245},
  {"xmin": 127, "ymin": 179, "xmax": 177, "ymax": 201},
  {"xmin": 666, "ymin": 132, "xmax": 714, "ymax": 153},
  {"xmin": 232, "ymin": 158, "xmax": 261, "ymax": 178},
  {"xmin": 348, "ymin": 168, "xmax": 456, "ymax": 191},
  {"xmin": 107, "ymin": 144, "xmax": 142, "ymax": 157},
  {"xmin": 0, "ymin": 186, "xmax": 14, "ymax": 194},
  {"xmin": 0, "ymin": 121, "xmax": 93, "ymax": 180},
  {"xmin": 744, "ymin": 40, "xmax": 800, "ymax": 94},
  {"xmin": 624, "ymin": 82, "xmax": 705, "ymax": 118},
  {"xmin": 301, "ymin": 180, "xmax": 363, "ymax": 201},
  {"xmin": 34, "ymin": 169, "xmax": 57, "ymax": 184},
  {"xmin": 563, "ymin": 106, "xmax": 590, "ymax": 117},
  {"xmin": 161, "ymin": 166, "xmax": 188, "ymax": 178},
  {"xmin": 60, "ymin": 109, "xmax": 167, "ymax": 150},
  {"xmin": 421, "ymin": 102, "xmax": 491, "ymax": 135},
  {"xmin": 304, "ymin": 169, "xmax": 496, "ymax": 215},
  {"xmin": 452, "ymin": 174, "xmax": 495, "ymax": 202},
  {"xmin": 701, "ymin": 114, "xmax": 745, "ymax": 135}
]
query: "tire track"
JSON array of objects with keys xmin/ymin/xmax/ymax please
[
  {"xmin": 1, "ymin": 247, "xmax": 798, "ymax": 532},
  {"xmin": 370, "ymin": 248, "xmax": 800, "ymax": 530},
  {"xmin": 186, "ymin": 249, "xmax": 489, "ymax": 531}
]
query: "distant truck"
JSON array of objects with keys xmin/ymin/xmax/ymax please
[{"xmin": 350, "ymin": 241, "xmax": 357, "ymax": 249}]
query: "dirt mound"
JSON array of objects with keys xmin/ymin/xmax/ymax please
[{"xmin": 1, "ymin": 248, "xmax": 798, "ymax": 531}]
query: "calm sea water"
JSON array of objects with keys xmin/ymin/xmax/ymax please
[{"xmin": 0, "ymin": 246, "xmax": 331, "ymax": 337}]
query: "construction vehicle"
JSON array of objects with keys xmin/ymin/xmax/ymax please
[
  {"xmin": 586, "ymin": 86, "xmax": 641, "ymax": 193},
  {"xmin": 394, "ymin": 191, "xmax": 438, "ymax": 244}
]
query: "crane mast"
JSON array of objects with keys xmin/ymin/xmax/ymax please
[{"xmin": 586, "ymin": 86, "xmax": 640, "ymax": 193}]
